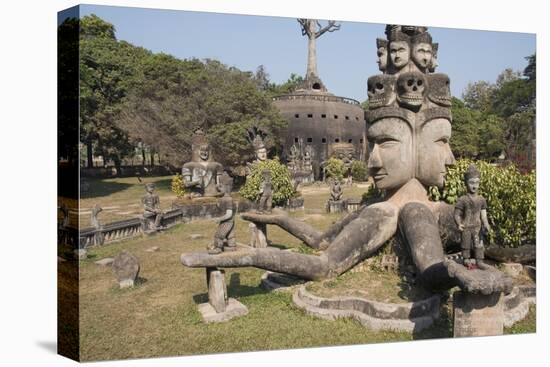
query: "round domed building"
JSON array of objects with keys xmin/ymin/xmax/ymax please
[{"xmin": 273, "ymin": 19, "xmax": 367, "ymax": 180}]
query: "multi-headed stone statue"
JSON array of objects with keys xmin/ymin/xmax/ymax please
[
  {"xmin": 454, "ymin": 165, "xmax": 491, "ymax": 269},
  {"xmin": 208, "ymin": 172, "xmax": 236, "ymax": 254},
  {"xmin": 182, "ymin": 128, "xmax": 223, "ymax": 198},
  {"xmin": 181, "ymin": 25, "xmax": 511, "ymax": 296},
  {"xmin": 142, "ymin": 182, "xmax": 164, "ymax": 231}
]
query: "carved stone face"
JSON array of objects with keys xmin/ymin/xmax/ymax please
[
  {"xmin": 427, "ymin": 74, "xmax": 452, "ymax": 107},
  {"xmin": 198, "ymin": 144, "xmax": 209, "ymax": 161},
  {"xmin": 466, "ymin": 177, "xmax": 480, "ymax": 194},
  {"xmin": 367, "ymin": 118, "xmax": 413, "ymax": 190},
  {"xmin": 412, "ymin": 42, "xmax": 433, "ymax": 70},
  {"xmin": 377, "ymin": 46, "xmax": 388, "ymax": 72},
  {"xmin": 389, "ymin": 41, "xmax": 410, "ymax": 69},
  {"xmin": 367, "ymin": 75, "xmax": 397, "ymax": 109},
  {"xmin": 396, "ymin": 72, "xmax": 426, "ymax": 110},
  {"xmin": 256, "ymin": 147, "xmax": 267, "ymax": 161},
  {"xmin": 416, "ymin": 118, "xmax": 455, "ymax": 188}
]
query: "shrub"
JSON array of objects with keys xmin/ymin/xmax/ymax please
[
  {"xmin": 324, "ymin": 158, "xmax": 345, "ymax": 181},
  {"xmin": 239, "ymin": 158, "xmax": 295, "ymax": 206},
  {"xmin": 430, "ymin": 159, "xmax": 535, "ymax": 247},
  {"xmin": 351, "ymin": 160, "xmax": 368, "ymax": 181},
  {"xmin": 171, "ymin": 174, "xmax": 186, "ymax": 198}
]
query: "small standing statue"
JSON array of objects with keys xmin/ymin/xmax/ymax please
[
  {"xmin": 257, "ymin": 169, "xmax": 273, "ymax": 213},
  {"xmin": 245, "ymin": 126, "xmax": 268, "ymax": 176},
  {"xmin": 142, "ymin": 183, "xmax": 164, "ymax": 231},
  {"xmin": 330, "ymin": 180, "xmax": 343, "ymax": 202},
  {"xmin": 454, "ymin": 165, "xmax": 491, "ymax": 270},
  {"xmin": 208, "ymin": 173, "xmax": 236, "ymax": 254}
]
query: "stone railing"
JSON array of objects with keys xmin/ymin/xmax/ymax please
[
  {"xmin": 272, "ymin": 94, "xmax": 360, "ymax": 106},
  {"xmin": 59, "ymin": 197, "xmax": 303, "ymax": 249}
]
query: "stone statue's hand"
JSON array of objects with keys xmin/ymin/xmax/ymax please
[{"xmin": 458, "ymin": 224, "xmax": 465, "ymax": 231}]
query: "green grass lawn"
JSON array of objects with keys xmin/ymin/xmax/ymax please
[{"xmin": 75, "ymin": 177, "xmax": 535, "ymax": 361}]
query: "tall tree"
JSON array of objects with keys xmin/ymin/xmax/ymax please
[{"xmin": 297, "ymin": 19, "xmax": 340, "ymax": 79}]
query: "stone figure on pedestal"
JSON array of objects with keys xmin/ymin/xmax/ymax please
[
  {"xmin": 182, "ymin": 128, "xmax": 223, "ymax": 198},
  {"xmin": 454, "ymin": 165, "xmax": 492, "ymax": 270},
  {"xmin": 208, "ymin": 173, "xmax": 236, "ymax": 254},
  {"xmin": 330, "ymin": 180, "xmax": 343, "ymax": 202},
  {"xmin": 142, "ymin": 183, "xmax": 164, "ymax": 231}
]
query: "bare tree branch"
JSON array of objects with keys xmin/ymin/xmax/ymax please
[
  {"xmin": 315, "ymin": 20, "xmax": 341, "ymax": 38},
  {"xmin": 297, "ymin": 18, "xmax": 311, "ymax": 37}
]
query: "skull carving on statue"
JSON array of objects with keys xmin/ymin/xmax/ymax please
[
  {"xmin": 367, "ymin": 75, "xmax": 397, "ymax": 109},
  {"xmin": 396, "ymin": 72, "xmax": 426, "ymax": 111},
  {"xmin": 426, "ymin": 73, "xmax": 452, "ymax": 107}
]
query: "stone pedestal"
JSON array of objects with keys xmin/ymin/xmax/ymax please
[
  {"xmin": 345, "ymin": 198, "xmax": 362, "ymax": 213},
  {"xmin": 327, "ymin": 200, "xmax": 345, "ymax": 213},
  {"xmin": 453, "ymin": 291, "xmax": 504, "ymax": 337},
  {"xmin": 249, "ymin": 222, "xmax": 268, "ymax": 248},
  {"xmin": 198, "ymin": 268, "xmax": 248, "ymax": 323}
]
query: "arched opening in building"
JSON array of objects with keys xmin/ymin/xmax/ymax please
[{"xmin": 312, "ymin": 83, "xmax": 321, "ymax": 90}]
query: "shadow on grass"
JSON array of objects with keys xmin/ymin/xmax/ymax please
[
  {"xmin": 153, "ymin": 178, "xmax": 173, "ymax": 193},
  {"xmin": 81, "ymin": 179, "xmax": 134, "ymax": 199},
  {"xmin": 412, "ymin": 294, "xmax": 452, "ymax": 340},
  {"xmin": 192, "ymin": 272, "xmax": 270, "ymax": 305}
]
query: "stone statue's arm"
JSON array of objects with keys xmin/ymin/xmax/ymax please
[
  {"xmin": 217, "ymin": 209, "xmax": 233, "ymax": 222},
  {"xmin": 453, "ymin": 206, "xmax": 464, "ymax": 231},
  {"xmin": 481, "ymin": 209, "xmax": 491, "ymax": 232},
  {"xmin": 182, "ymin": 168, "xmax": 200, "ymax": 187}
]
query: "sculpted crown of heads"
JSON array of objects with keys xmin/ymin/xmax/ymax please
[{"xmin": 366, "ymin": 24, "xmax": 456, "ymax": 192}]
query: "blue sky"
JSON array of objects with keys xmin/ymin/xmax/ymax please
[{"xmin": 72, "ymin": 4, "xmax": 535, "ymax": 102}]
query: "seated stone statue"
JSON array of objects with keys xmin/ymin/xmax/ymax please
[
  {"xmin": 182, "ymin": 128, "xmax": 223, "ymax": 198},
  {"xmin": 330, "ymin": 180, "xmax": 343, "ymax": 202},
  {"xmin": 208, "ymin": 173, "xmax": 236, "ymax": 254},
  {"xmin": 142, "ymin": 183, "xmax": 164, "ymax": 231}
]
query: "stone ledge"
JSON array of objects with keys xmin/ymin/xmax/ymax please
[
  {"xmin": 503, "ymin": 285, "xmax": 536, "ymax": 327},
  {"xmin": 292, "ymin": 285, "xmax": 440, "ymax": 332}
]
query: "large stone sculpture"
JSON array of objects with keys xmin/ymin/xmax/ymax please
[
  {"xmin": 181, "ymin": 25, "xmax": 511, "ymax": 297},
  {"xmin": 182, "ymin": 128, "xmax": 223, "ymax": 198},
  {"xmin": 257, "ymin": 170, "xmax": 273, "ymax": 213},
  {"xmin": 454, "ymin": 165, "xmax": 491, "ymax": 270}
]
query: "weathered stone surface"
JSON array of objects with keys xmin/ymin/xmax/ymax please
[
  {"xmin": 503, "ymin": 286, "xmax": 536, "ymax": 327},
  {"xmin": 112, "ymin": 251, "xmax": 140, "ymax": 288},
  {"xmin": 326, "ymin": 200, "xmax": 345, "ymax": 213},
  {"xmin": 500, "ymin": 262, "xmax": 523, "ymax": 278},
  {"xmin": 524, "ymin": 265, "xmax": 536, "ymax": 282},
  {"xmin": 197, "ymin": 298, "xmax": 248, "ymax": 323},
  {"xmin": 95, "ymin": 258, "xmax": 114, "ymax": 266},
  {"xmin": 293, "ymin": 285, "xmax": 440, "ymax": 332},
  {"xmin": 207, "ymin": 269, "xmax": 227, "ymax": 313},
  {"xmin": 249, "ymin": 222, "xmax": 268, "ymax": 248},
  {"xmin": 190, "ymin": 234, "xmax": 204, "ymax": 240},
  {"xmin": 485, "ymin": 244, "xmax": 536, "ymax": 264},
  {"xmin": 261, "ymin": 271, "xmax": 306, "ymax": 291},
  {"xmin": 453, "ymin": 291, "xmax": 504, "ymax": 337}
]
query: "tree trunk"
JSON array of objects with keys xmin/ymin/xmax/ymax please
[
  {"xmin": 150, "ymin": 150, "xmax": 155, "ymax": 167},
  {"xmin": 141, "ymin": 147, "xmax": 146, "ymax": 167},
  {"xmin": 307, "ymin": 36, "xmax": 318, "ymax": 78},
  {"xmin": 86, "ymin": 140, "xmax": 93, "ymax": 168}
]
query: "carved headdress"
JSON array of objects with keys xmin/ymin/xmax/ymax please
[
  {"xmin": 191, "ymin": 128, "xmax": 208, "ymax": 148},
  {"xmin": 247, "ymin": 126, "xmax": 268, "ymax": 151},
  {"xmin": 464, "ymin": 165, "xmax": 481, "ymax": 181}
]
